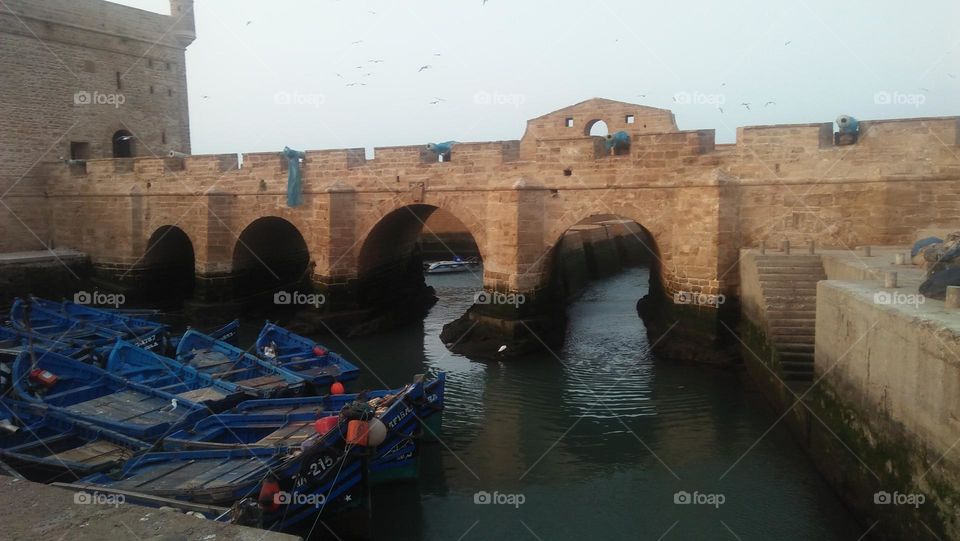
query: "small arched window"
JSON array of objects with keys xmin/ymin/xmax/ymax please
[
  {"xmin": 586, "ymin": 119, "xmax": 609, "ymax": 137},
  {"xmin": 112, "ymin": 130, "xmax": 134, "ymax": 158}
]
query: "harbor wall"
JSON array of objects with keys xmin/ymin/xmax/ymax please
[{"xmin": 738, "ymin": 249, "xmax": 960, "ymax": 539}]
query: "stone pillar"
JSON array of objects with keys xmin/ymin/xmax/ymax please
[
  {"xmin": 193, "ymin": 191, "xmax": 236, "ymax": 302},
  {"xmin": 310, "ymin": 183, "xmax": 359, "ymax": 311}
]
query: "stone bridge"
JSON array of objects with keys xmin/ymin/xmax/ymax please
[{"xmin": 23, "ymin": 98, "xmax": 960, "ymax": 360}]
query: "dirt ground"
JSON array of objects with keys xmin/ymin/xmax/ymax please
[{"xmin": 0, "ymin": 476, "xmax": 301, "ymax": 541}]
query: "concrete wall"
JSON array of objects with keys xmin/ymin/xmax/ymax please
[{"xmin": 812, "ymin": 279, "xmax": 960, "ymax": 539}]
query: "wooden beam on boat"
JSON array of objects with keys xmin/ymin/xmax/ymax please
[{"xmin": 52, "ymin": 482, "xmax": 230, "ymax": 516}]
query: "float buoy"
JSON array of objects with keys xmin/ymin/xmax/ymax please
[
  {"xmin": 312, "ymin": 345, "xmax": 327, "ymax": 357},
  {"xmin": 330, "ymin": 381, "xmax": 345, "ymax": 395},
  {"xmin": 314, "ymin": 416, "xmax": 338, "ymax": 435},
  {"xmin": 257, "ymin": 476, "xmax": 281, "ymax": 513}
]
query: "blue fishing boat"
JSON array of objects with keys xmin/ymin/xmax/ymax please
[
  {"xmin": 107, "ymin": 341, "xmax": 246, "ymax": 411},
  {"xmin": 0, "ymin": 324, "xmax": 100, "ymax": 364},
  {"xmin": 167, "ymin": 319, "xmax": 240, "ymax": 352},
  {"xmin": 79, "ymin": 446, "xmax": 299, "ymax": 506},
  {"xmin": 177, "ymin": 329, "xmax": 306, "ymax": 398},
  {"xmin": 231, "ymin": 372, "xmax": 446, "ymax": 442},
  {"xmin": 30, "ymin": 297, "xmax": 169, "ymax": 352},
  {"xmin": 255, "ymin": 322, "xmax": 360, "ymax": 388},
  {"xmin": 0, "ymin": 399, "xmax": 150, "ymax": 482},
  {"xmin": 9, "ymin": 298, "xmax": 122, "ymax": 348},
  {"xmin": 163, "ymin": 411, "xmax": 328, "ymax": 451},
  {"xmin": 10, "ymin": 348, "xmax": 208, "ymax": 441},
  {"xmin": 231, "ymin": 377, "xmax": 432, "ymax": 530},
  {"xmin": 172, "ymin": 376, "xmax": 433, "ymax": 487}
]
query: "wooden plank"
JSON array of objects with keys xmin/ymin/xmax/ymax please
[
  {"xmin": 52, "ymin": 482, "xmax": 230, "ymax": 516},
  {"xmin": 257, "ymin": 421, "xmax": 313, "ymax": 446},
  {"xmin": 176, "ymin": 387, "xmax": 226, "ymax": 403},
  {"xmin": 55, "ymin": 441, "xmax": 132, "ymax": 465},
  {"xmin": 234, "ymin": 375, "xmax": 286, "ymax": 389}
]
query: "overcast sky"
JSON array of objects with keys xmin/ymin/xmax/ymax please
[{"xmin": 115, "ymin": 0, "xmax": 959, "ymax": 155}]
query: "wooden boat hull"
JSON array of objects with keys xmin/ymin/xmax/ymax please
[
  {"xmin": 255, "ymin": 323, "xmax": 360, "ymax": 388},
  {"xmin": 80, "ymin": 447, "xmax": 298, "ymax": 506},
  {"xmin": 11, "ymin": 349, "xmax": 208, "ymax": 441},
  {"xmin": 176, "ymin": 329, "xmax": 306, "ymax": 398},
  {"xmin": 0, "ymin": 399, "xmax": 149, "ymax": 483},
  {"xmin": 107, "ymin": 341, "xmax": 246, "ymax": 412}
]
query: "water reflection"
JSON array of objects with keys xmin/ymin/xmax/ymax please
[{"xmin": 175, "ymin": 266, "xmax": 862, "ymax": 540}]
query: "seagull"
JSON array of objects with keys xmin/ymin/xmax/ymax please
[
  {"xmin": 368, "ymin": 59, "xmax": 385, "ymax": 63},
  {"xmin": 368, "ymin": 10, "xmax": 376, "ymax": 15},
  {"xmin": 948, "ymin": 73, "xmax": 956, "ymax": 79},
  {"xmin": 418, "ymin": 65, "xmax": 432, "ymax": 72},
  {"xmin": 497, "ymin": 345, "xmax": 507, "ymax": 353},
  {"xmin": 433, "ymin": 53, "xmax": 442, "ymax": 57},
  {"xmin": 116, "ymin": 135, "xmax": 134, "ymax": 141},
  {"xmin": 718, "ymin": 106, "xmax": 724, "ymax": 114},
  {"xmin": 741, "ymin": 102, "xmax": 751, "ymax": 110},
  {"xmin": 351, "ymin": 40, "xmax": 363, "ymax": 45},
  {"xmin": 764, "ymin": 101, "xmax": 776, "ymax": 107},
  {"xmin": 201, "ymin": 95, "xmax": 210, "ymax": 99},
  {"xmin": 160, "ymin": 399, "xmax": 178, "ymax": 412},
  {"xmin": 429, "ymin": 99, "xmax": 441, "ymax": 105},
  {"xmin": 636, "ymin": 94, "xmax": 647, "ymax": 98},
  {"xmin": 346, "ymin": 83, "xmax": 360, "ymax": 87},
  {"xmin": 784, "ymin": 40, "xmax": 792, "ymax": 46},
  {"xmin": 335, "ymin": 73, "xmax": 344, "ymax": 79},
  {"xmin": 245, "ymin": 20, "xmax": 252, "ymax": 26},
  {"xmin": 721, "ymin": 82, "xmax": 726, "ymax": 86}
]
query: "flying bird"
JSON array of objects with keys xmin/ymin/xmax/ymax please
[
  {"xmin": 764, "ymin": 101, "xmax": 776, "ymax": 107},
  {"xmin": 784, "ymin": 40, "xmax": 792, "ymax": 46},
  {"xmin": 201, "ymin": 95, "xmax": 210, "ymax": 99},
  {"xmin": 741, "ymin": 102, "xmax": 751, "ymax": 110},
  {"xmin": 718, "ymin": 106, "xmax": 724, "ymax": 114},
  {"xmin": 116, "ymin": 135, "xmax": 134, "ymax": 141},
  {"xmin": 346, "ymin": 83, "xmax": 360, "ymax": 87},
  {"xmin": 245, "ymin": 20, "xmax": 252, "ymax": 26},
  {"xmin": 351, "ymin": 40, "xmax": 363, "ymax": 45},
  {"xmin": 368, "ymin": 59, "xmax": 385, "ymax": 63},
  {"xmin": 335, "ymin": 73, "xmax": 344, "ymax": 79},
  {"xmin": 418, "ymin": 65, "xmax": 432, "ymax": 72},
  {"xmin": 433, "ymin": 53, "xmax": 442, "ymax": 56},
  {"xmin": 948, "ymin": 73, "xmax": 956, "ymax": 79},
  {"xmin": 497, "ymin": 345, "xmax": 507, "ymax": 353}
]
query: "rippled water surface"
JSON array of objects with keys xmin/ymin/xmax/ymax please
[{"xmin": 204, "ymin": 267, "xmax": 863, "ymax": 539}]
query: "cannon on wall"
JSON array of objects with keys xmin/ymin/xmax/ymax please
[{"xmin": 835, "ymin": 115, "xmax": 859, "ymax": 145}]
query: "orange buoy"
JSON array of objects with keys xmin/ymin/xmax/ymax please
[
  {"xmin": 330, "ymin": 381, "xmax": 345, "ymax": 395},
  {"xmin": 312, "ymin": 345, "xmax": 327, "ymax": 357},
  {"xmin": 257, "ymin": 476, "xmax": 281, "ymax": 512},
  {"xmin": 314, "ymin": 415, "xmax": 338, "ymax": 435},
  {"xmin": 345, "ymin": 420, "xmax": 369, "ymax": 446}
]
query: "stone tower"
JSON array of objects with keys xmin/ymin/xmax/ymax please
[{"xmin": 0, "ymin": 0, "xmax": 198, "ymax": 251}]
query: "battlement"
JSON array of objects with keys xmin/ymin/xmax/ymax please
[{"xmin": 0, "ymin": 0, "xmax": 195, "ymax": 51}]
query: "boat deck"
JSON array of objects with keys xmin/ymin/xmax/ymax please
[{"xmin": 63, "ymin": 391, "xmax": 181, "ymax": 427}]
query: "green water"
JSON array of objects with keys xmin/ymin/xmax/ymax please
[{"xmin": 187, "ymin": 266, "xmax": 863, "ymax": 539}]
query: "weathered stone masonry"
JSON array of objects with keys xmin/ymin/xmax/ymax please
[{"xmin": 18, "ymin": 97, "xmax": 960, "ymax": 361}]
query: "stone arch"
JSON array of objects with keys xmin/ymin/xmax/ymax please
[
  {"xmin": 537, "ymin": 212, "xmax": 669, "ymax": 299},
  {"xmin": 356, "ymin": 200, "xmax": 487, "ymax": 272},
  {"xmin": 355, "ymin": 203, "xmax": 485, "ymax": 309},
  {"xmin": 585, "ymin": 119, "xmax": 609, "ymax": 137},
  {"xmin": 141, "ymin": 225, "xmax": 196, "ymax": 298},
  {"xmin": 232, "ymin": 216, "xmax": 311, "ymax": 296}
]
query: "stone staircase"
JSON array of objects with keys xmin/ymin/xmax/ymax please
[{"xmin": 754, "ymin": 254, "xmax": 826, "ymax": 383}]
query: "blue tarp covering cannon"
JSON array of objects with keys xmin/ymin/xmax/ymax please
[
  {"xmin": 605, "ymin": 131, "xmax": 631, "ymax": 154},
  {"xmin": 835, "ymin": 115, "xmax": 860, "ymax": 145}
]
